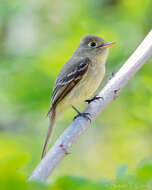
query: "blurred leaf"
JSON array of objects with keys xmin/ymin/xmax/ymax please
[
  {"xmin": 51, "ymin": 176, "xmax": 111, "ymax": 190},
  {"xmin": 136, "ymin": 159, "xmax": 152, "ymax": 180}
]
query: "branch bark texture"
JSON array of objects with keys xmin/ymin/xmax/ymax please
[{"xmin": 28, "ymin": 30, "xmax": 152, "ymax": 181}]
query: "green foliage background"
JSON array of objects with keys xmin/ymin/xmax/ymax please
[{"xmin": 0, "ymin": 0, "xmax": 152, "ymax": 189}]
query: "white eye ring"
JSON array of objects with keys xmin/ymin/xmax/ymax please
[{"xmin": 88, "ymin": 41, "xmax": 97, "ymax": 47}]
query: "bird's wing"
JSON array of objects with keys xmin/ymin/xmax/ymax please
[{"xmin": 49, "ymin": 57, "xmax": 90, "ymax": 112}]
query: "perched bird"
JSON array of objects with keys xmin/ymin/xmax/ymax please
[{"xmin": 42, "ymin": 35, "xmax": 115, "ymax": 158}]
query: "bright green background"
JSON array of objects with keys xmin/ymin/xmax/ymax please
[{"xmin": 0, "ymin": 0, "xmax": 152, "ymax": 189}]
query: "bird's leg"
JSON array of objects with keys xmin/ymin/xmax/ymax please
[
  {"xmin": 72, "ymin": 105, "xmax": 91, "ymax": 122},
  {"xmin": 85, "ymin": 95, "xmax": 104, "ymax": 104}
]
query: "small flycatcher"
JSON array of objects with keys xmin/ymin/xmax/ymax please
[{"xmin": 42, "ymin": 35, "xmax": 115, "ymax": 158}]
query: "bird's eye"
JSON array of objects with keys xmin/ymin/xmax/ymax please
[{"xmin": 88, "ymin": 41, "xmax": 97, "ymax": 47}]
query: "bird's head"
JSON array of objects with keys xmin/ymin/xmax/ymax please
[{"xmin": 74, "ymin": 35, "xmax": 115, "ymax": 61}]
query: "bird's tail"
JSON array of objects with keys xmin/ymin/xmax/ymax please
[{"xmin": 41, "ymin": 108, "xmax": 56, "ymax": 159}]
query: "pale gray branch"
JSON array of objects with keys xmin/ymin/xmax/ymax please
[{"xmin": 28, "ymin": 30, "xmax": 152, "ymax": 181}]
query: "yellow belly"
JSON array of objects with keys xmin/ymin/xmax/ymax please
[{"xmin": 56, "ymin": 63, "xmax": 105, "ymax": 116}]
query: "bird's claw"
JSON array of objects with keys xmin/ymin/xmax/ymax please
[
  {"xmin": 72, "ymin": 105, "xmax": 91, "ymax": 122},
  {"xmin": 85, "ymin": 96, "xmax": 103, "ymax": 104},
  {"xmin": 74, "ymin": 112, "xmax": 91, "ymax": 122}
]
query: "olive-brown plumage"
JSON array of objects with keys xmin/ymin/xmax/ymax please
[{"xmin": 42, "ymin": 35, "xmax": 115, "ymax": 158}]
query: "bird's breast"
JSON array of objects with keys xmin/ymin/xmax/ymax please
[{"xmin": 64, "ymin": 61, "xmax": 105, "ymax": 106}]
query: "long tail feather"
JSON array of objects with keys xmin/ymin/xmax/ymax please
[{"xmin": 41, "ymin": 109, "xmax": 56, "ymax": 159}]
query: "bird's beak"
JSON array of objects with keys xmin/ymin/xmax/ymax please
[{"xmin": 97, "ymin": 42, "xmax": 116, "ymax": 48}]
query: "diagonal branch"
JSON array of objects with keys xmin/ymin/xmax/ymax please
[{"xmin": 28, "ymin": 30, "xmax": 152, "ymax": 181}]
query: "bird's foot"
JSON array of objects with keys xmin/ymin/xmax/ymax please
[
  {"xmin": 74, "ymin": 112, "xmax": 91, "ymax": 122},
  {"xmin": 72, "ymin": 105, "xmax": 91, "ymax": 122},
  {"xmin": 85, "ymin": 95, "xmax": 103, "ymax": 104}
]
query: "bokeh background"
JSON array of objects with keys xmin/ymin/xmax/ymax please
[{"xmin": 0, "ymin": 0, "xmax": 152, "ymax": 189}]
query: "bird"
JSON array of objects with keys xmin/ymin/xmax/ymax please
[{"xmin": 41, "ymin": 35, "xmax": 115, "ymax": 158}]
